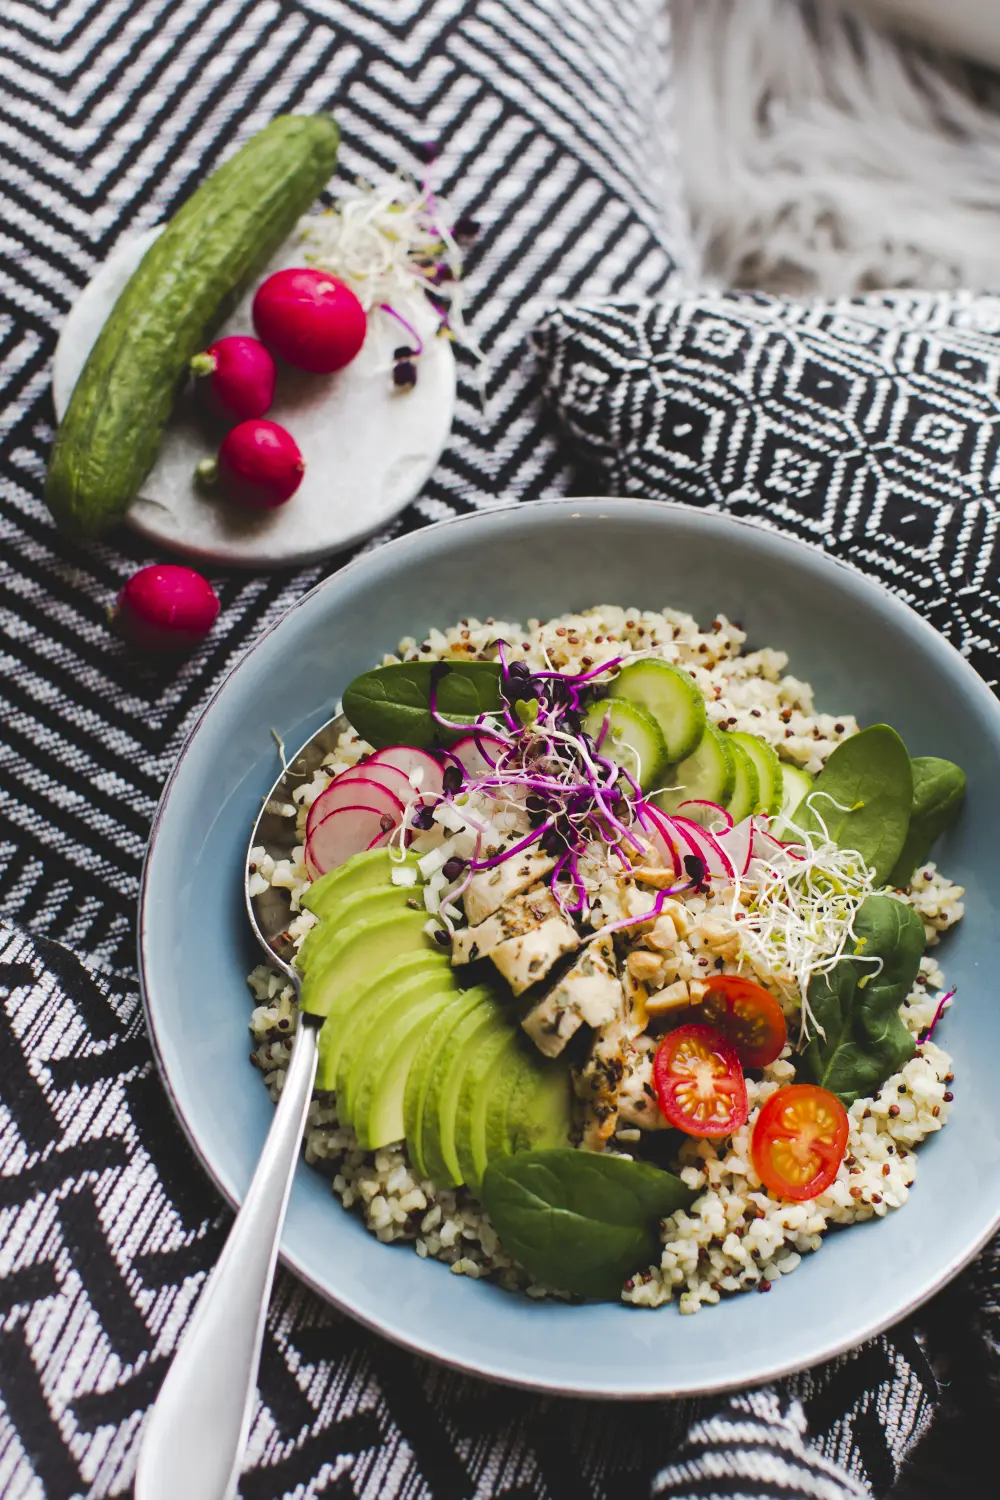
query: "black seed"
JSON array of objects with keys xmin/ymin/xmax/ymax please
[
  {"xmin": 394, "ymin": 345, "xmax": 414, "ymax": 360},
  {"xmin": 393, "ymin": 360, "xmax": 418, "ymax": 389},
  {"xmin": 442, "ymin": 765, "xmax": 463, "ymax": 795},
  {"xmin": 453, "ymin": 215, "xmax": 480, "ymax": 241},
  {"xmin": 380, "ymin": 813, "xmax": 395, "ymax": 832},
  {"xmin": 433, "ymin": 927, "xmax": 451, "ymax": 947}
]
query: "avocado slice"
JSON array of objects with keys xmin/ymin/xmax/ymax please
[
  {"xmin": 504, "ymin": 1054, "xmax": 573, "ymax": 1155},
  {"xmin": 338, "ymin": 966, "xmax": 457, "ymax": 1124},
  {"xmin": 315, "ymin": 948, "xmax": 450, "ymax": 1092},
  {"xmin": 303, "ymin": 847, "xmax": 420, "ymax": 919},
  {"xmin": 300, "ymin": 909, "xmax": 436, "ymax": 1019},
  {"xmin": 416, "ymin": 990, "xmax": 507, "ymax": 1188},
  {"xmin": 404, "ymin": 986, "xmax": 492, "ymax": 1180},
  {"xmin": 298, "ymin": 883, "xmax": 426, "ymax": 972},
  {"xmin": 483, "ymin": 1039, "xmax": 546, "ymax": 1162},
  {"xmin": 350, "ymin": 983, "xmax": 460, "ymax": 1151},
  {"xmin": 455, "ymin": 1023, "xmax": 521, "ymax": 1191}
]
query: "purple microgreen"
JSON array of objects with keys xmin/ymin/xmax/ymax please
[{"xmin": 918, "ymin": 989, "xmax": 955, "ymax": 1044}]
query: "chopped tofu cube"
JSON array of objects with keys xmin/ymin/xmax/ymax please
[
  {"xmin": 521, "ymin": 935, "xmax": 623, "ymax": 1057},
  {"xmin": 490, "ymin": 916, "xmax": 580, "ymax": 995},
  {"xmin": 463, "ymin": 853, "xmax": 557, "ymax": 925},
  {"xmin": 450, "ymin": 886, "xmax": 559, "ymax": 965}
]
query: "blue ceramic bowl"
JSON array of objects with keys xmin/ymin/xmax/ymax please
[{"xmin": 140, "ymin": 498, "xmax": 1000, "ymax": 1397}]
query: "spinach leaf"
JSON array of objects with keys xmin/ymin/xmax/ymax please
[
  {"xmin": 801, "ymin": 893, "xmax": 925, "ymax": 1105},
  {"xmin": 480, "ymin": 1148, "xmax": 694, "ymax": 1300},
  {"xmin": 888, "ymin": 756, "xmax": 966, "ymax": 888},
  {"xmin": 796, "ymin": 725, "xmax": 913, "ymax": 884},
  {"xmin": 341, "ymin": 661, "xmax": 503, "ymax": 749}
]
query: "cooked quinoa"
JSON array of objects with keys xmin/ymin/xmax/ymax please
[{"xmin": 247, "ymin": 605, "xmax": 963, "ymax": 1311}]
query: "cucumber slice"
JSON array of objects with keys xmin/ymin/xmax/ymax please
[
  {"xmin": 730, "ymin": 732, "xmax": 784, "ymax": 817},
  {"xmin": 775, "ymin": 764, "xmax": 814, "ymax": 833},
  {"xmin": 653, "ymin": 723, "xmax": 735, "ymax": 818},
  {"xmin": 608, "ymin": 660, "xmax": 706, "ymax": 763},
  {"xmin": 724, "ymin": 740, "xmax": 760, "ymax": 823},
  {"xmin": 582, "ymin": 699, "xmax": 668, "ymax": 794}
]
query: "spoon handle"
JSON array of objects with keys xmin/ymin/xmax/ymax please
[{"xmin": 135, "ymin": 1020, "xmax": 319, "ymax": 1500}]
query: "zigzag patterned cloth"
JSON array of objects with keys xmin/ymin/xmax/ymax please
[{"xmin": 0, "ymin": 2, "xmax": 969, "ymax": 1495}]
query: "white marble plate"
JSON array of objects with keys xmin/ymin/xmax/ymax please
[{"xmin": 53, "ymin": 226, "xmax": 456, "ymax": 568}]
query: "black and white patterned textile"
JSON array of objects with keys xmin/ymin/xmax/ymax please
[
  {"xmin": 0, "ymin": 3, "xmax": 983, "ymax": 1494},
  {"xmin": 0, "ymin": 917, "xmax": 943, "ymax": 1498},
  {"xmin": 535, "ymin": 291, "xmax": 1000, "ymax": 689}
]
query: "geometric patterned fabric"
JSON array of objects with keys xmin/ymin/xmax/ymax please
[
  {"xmin": 0, "ymin": 3, "xmax": 976, "ymax": 1494},
  {"xmin": 535, "ymin": 292, "xmax": 1000, "ymax": 687}
]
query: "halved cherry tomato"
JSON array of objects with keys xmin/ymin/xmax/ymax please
[
  {"xmin": 653, "ymin": 1024, "xmax": 748, "ymax": 1137},
  {"xmin": 696, "ymin": 974, "xmax": 787, "ymax": 1069},
  {"xmin": 751, "ymin": 1083, "xmax": 849, "ymax": 1201}
]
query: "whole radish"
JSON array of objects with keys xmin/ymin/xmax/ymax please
[
  {"xmin": 202, "ymin": 418, "xmax": 305, "ymax": 509},
  {"xmin": 253, "ymin": 268, "xmax": 366, "ymax": 374},
  {"xmin": 189, "ymin": 335, "xmax": 276, "ymax": 420},
  {"xmin": 116, "ymin": 565, "xmax": 219, "ymax": 652}
]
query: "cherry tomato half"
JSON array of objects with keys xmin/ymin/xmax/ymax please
[
  {"xmin": 751, "ymin": 1083, "xmax": 849, "ymax": 1201},
  {"xmin": 653, "ymin": 1024, "xmax": 748, "ymax": 1137},
  {"xmin": 697, "ymin": 974, "xmax": 787, "ymax": 1069}
]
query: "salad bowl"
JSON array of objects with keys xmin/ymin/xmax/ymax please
[{"xmin": 139, "ymin": 497, "xmax": 1000, "ymax": 1397}]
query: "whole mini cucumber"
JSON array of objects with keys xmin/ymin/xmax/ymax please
[{"xmin": 45, "ymin": 113, "xmax": 340, "ymax": 535}]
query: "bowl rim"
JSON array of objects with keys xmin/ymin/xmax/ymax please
[{"xmin": 139, "ymin": 495, "xmax": 1000, "ymax": 1398}]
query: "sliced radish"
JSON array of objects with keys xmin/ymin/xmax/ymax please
[
  {"xmin": 306, "ymin": 776, "xmax": 404, "ymax": 842},
  {"xmin": 306, "ymin": 804, "xmax": 397, "ymax": 877},
  {"xmin": 666, "ymin": 814, "xmax": 737, "ymax": 882},
  {"xmin": 367, "ymin": 746, "xmax": 446, "ymax": 798},
  {"xmin": 304, "ymin": 761, "xmax": 412, "ymax": 841},
  {"xmin": 448, "ymin": 732, "xmax": 510, "ymax": 781},
  {"xmin": 716, "ymin": 818, "xmax": 755, "ymax": 878},
  {"xmin": 639, "ymin": 805, "xmax": 682, "ymax": 877}
]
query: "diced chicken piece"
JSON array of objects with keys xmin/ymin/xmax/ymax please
[
  {"xmin": 573, "ymin": 972, "xmax": 647, "ymax": 1149},
  {"xmin": 617, "ymin": 1042, "xmax": 668, "ymax": 1131},
  {"xmin": 574, "ymin": 1016, "xmax": 633, "ymax": 1149},
  {"xmin": 463, "ymin": 852, "xmax": 557, "ymax": 925},
  {"xmin": 450, "ymin": 886, "xmax": 559, "ymax": 965},
  {"xmin": 490, "ymin": 916, "xmax": 580, "ymax": 996},
  {"xmin": 521, "ymin": 935, "xmax": 622, "ymax": 1057}
]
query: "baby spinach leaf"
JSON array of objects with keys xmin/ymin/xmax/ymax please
[
  {"xmin": 342, "ymin": 661, "xmax": 502, "ymax": 749},
  {"xmin": 796, "ymin": 725, "xmax": 913, "ymax": 885},
  {"xmin": 801, "ymin": 893, "xmax": 925, "ymax": 1105},
  {"xmin": 888, "ymin": 756, "xmax": 966, "ymax": 888},
  {"xmin": 480, "ymin": 1148, "xmax": 695, "ymax": 1301}
]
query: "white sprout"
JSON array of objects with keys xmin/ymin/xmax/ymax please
[
  {"xmin": 727, "ymin": 798, "xmax": 876, "ymax": 1044},
  {"xmin": 297, "ymin": 173, "xmax": 483, "ymax": 365}
]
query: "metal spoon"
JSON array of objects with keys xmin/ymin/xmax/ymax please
[{"xmin": 135, "ymin": 714, "xmax": 348, "ymax": 1500}]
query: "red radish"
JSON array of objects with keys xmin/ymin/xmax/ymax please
[
  {"xmin": 336, "ymin": 760, "xmax": 413, "ymax": 800},
  {"xmin": 306, "ymin": 776, "xmax": 403, "ymax": 841},
  {"xmin": 643, "ymin": 807, "xmax": 681, "ymax": 877},
  {"xmin": 671, "ymin": 815, "xmax": 737, "ymax": 882},
  {"xmin": 115, "ymin": 564, "xmax": 219, "ymax": 652},
  {"xmin": 306, "ymin": 804, "xmax": 397, "ymax": 877},
  {"xmin": 367, "ymin": 746, "xmax": 445, "ymax": 798},
  {"xmin": 252, "ymin": 268, "xmax": 367, "ymax": 374},
  {"xmin": 189, "ymin": 336, "xmax": 276, "ymax": 419},
  {"xmin": 212, "ymin": 419, "xmax": 304, "ymax": 509},
  {"xmin": 446, "ymin": 734, "xmax": 508, "ymax": 781}
]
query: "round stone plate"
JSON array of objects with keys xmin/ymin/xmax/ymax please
[{"xmin": 53, "ymin": 226, "xmax": 456, "ymax": 568}]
